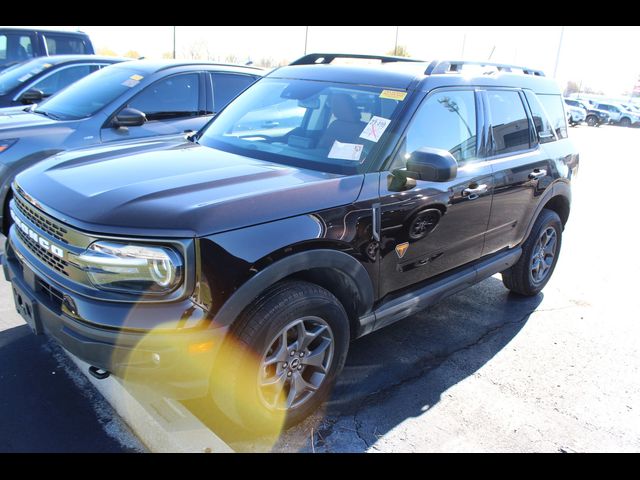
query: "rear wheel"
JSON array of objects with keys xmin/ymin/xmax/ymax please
[
  {"xmin": 502, "ymin": 209, "xmax": 562, "ymax": 296},
  {"xmin": 210, "ymin": 280, "xmax": 350, "ymax": 433}
]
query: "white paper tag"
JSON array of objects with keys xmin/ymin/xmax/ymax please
[
  {"xmin": 328, "ymin": 141, "xmax": 363, "ymax": 161},
  {"xmin": 18, "ymin": 74, "xmax": 32, "ymax": 82},
  {"xmin": 121, "ymin": 78, "xmax": 140, "ymax": 88},
  {"xmin": 360, "ymin": 116, "xmax": 391, "ymax": 142}
]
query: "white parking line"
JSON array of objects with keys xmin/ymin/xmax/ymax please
[{"xmin": 64, "ymin": 351, "xmax": 234, "ymax": 453}]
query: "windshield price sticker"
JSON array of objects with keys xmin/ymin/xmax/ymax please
[
  {"xmin": 360, "ymin": 116, "xmax": 391, "ymax": 142},
  {"xmin": 380, "ymin": 90, "xmax": 407, "ymax": 101},
  {"xmin": 328, "ymin": 141, "xmax": 363, "ymax": 161}
]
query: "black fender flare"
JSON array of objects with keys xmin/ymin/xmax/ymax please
[
  {"xmin": 521, "ymin": 180, "xmax": 571, "ymax": 243},
  {"xmin": 210, "ymin": 249, "xmax": 375, "ymax": 329}
]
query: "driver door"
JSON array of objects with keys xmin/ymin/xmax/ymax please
[
  {"xmin": 100, "ymin": 72, "xmax": 206, "ymax": 143},
  {"xmin": 377, "ymin": 88, "xmax": 494, "ymax": 298}
]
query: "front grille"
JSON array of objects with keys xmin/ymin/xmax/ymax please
[
  {"xmin": 15, "ymin": 226, "xmax": 70, "ymax": 276},
  {"xmin": 37, "ymin": 277, "xmax": 64, "ymax": 311},
  {"xmin": 14, "ymin": 194, "xmax": 69, "ymax": 244}
]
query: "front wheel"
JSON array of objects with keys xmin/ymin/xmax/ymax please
[
  {"xmin": 210, "ymin": 280, "xmax": 350, "ymax": 433},
  {"xmin": 620, "ymin": 117, "xmax": 632, "ymax": 128},
  {"xmin": 586, "ymin": 115, "xmax": 598, "ymax": 127},
  {"xmin": 502, "ymin": 209, "xmax": 562, "ymax": 296}
]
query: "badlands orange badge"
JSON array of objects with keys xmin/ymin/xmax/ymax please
[{"xmin": 395, "ymin": 242, "xmax": 409, "ymax": 259}]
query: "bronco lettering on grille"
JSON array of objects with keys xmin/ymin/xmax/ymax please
[{"xmin": 10, "ymin": 208, "xmax": 65, "ymax": 259}]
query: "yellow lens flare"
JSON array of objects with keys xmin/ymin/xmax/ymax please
[{"xmin": 111, "ymin": 304, "xmax": 314, "ymax": 451}]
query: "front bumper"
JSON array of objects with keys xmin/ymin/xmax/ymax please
[{"xmin": 3, "ymin": 237, "xmax": 227, "ymax": 399}]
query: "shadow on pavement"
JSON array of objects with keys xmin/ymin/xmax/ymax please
[
  {"xmin": 0, "ymin": 324, "xmax": 136, "ymax": 452},
  {"xmin": 186, "ymin": 275, "xmax": 543, "ymax": 451}
]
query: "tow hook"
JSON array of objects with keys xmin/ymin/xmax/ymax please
[{"xmin": 88, "ymin": 366, "xmax": 110, "ymax": 380}]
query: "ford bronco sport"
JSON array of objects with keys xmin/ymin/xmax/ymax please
[{"xmin": 2, "ymin": 54, "xmax": 578, "ymax": 432}]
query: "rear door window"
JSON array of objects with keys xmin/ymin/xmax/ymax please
[
  {"xmin": 487, "ymin": 90, "xmax": 531, "ymax": 155},
  {"xmin": 43, "ymin": 35, "xmax": 88, "ymax": 55}
]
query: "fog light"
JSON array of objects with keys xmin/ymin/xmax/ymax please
[
  {"xmin": 151, "ymin": 353, "xmax": 161, "ymax": 365},
  {"xmin": 188, "ymin": 341, "xmax": 215, "ymax": 354}
]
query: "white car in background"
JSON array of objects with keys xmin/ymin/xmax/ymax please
[
  {"xmin": 565, "ymin": 103, "xmax": 586, "ymax": 126},
  {"xmin": 593, "ymin": 101, "xmax": 640, "ymax": 127}
]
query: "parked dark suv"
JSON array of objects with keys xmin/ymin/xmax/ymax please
[
  {"xmin": 2, "ymin": 54, "xmax": 578, "ymax": 433},
  {"xmin": 0, "ymin": 28, "xmax": 94, "ymax": 71}
]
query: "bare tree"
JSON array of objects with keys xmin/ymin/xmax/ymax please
[
  {"xmin": 183, "ymin": 40, "xmax": 210, "ymax": 60},
  {"xmin": 386, "ymin": 45, "xmax": 410, "ymax": 57}
]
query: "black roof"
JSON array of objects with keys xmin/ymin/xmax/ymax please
[{"xmin": 271, "ymin": 54, "xmax": 561, "ymax": 95}]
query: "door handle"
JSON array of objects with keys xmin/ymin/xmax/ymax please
[
  {"xmin": 462, "ymin": 184, "xmax": 488, "ymax": 200},
  {"xmin": 528, "ymin": 168, "xmax": 547, "ymax": 180},
  {"xmin": 372, "ymin": 203, "xmax": 381, "ymax": 242}
]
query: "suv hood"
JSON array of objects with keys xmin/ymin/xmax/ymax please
[
  {"xmin": 0, "ymin": 109, "xmax": 57, "ymax": 130},
  {"xmin": 15, "ymin": 140, "xmax": 364, "ymax": 238}
]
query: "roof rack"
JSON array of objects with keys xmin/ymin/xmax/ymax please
[
  {"xmin": 425, "ymin": 60, "xmax": 545, "ymax": 77},
  {"xmin": 290, "ymin": 53, "xmax": 425, "ymax": 66}
]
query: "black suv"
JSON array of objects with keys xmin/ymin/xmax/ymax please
[
  {"xmin": 0, "ymin": 28, "xmax": 94, "ymax": 71},
  {"xmin": 3, "ymin": 54, "xmax": 578, "ymax": 432}
]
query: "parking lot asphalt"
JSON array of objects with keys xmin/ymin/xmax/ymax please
[
  {"xmin": 0, "ymin": 242, "xmax": 145, "ymax": 452},
  {"xmin": 1, "ymin": 125, "xmax": 638, "ymax": 452}
]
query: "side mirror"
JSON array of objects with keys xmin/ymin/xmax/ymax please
[
  {"xmin": 113, "ymin": 107, "xmax": 146, "ymax": 128},
  {"xmin": 406, "ymin": 147, "xmax": 458, "ymax": 182},
  {"xmin": 19, "ymin": 88, "xmax": 44, "ymax": 105}
]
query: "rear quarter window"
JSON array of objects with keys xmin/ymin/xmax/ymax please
[
  {"xmin": 524, "ymin": 91, "xmax": 557, "ymax": 144},
  {"xmin": 538, "ymin": 94, "xmax": 568, "ymax": 139}
]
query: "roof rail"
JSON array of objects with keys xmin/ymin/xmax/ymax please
[
  {"xmin": 290, "ymin": 53, "xmax": 425, "ymax": 66},
  {"xmin": 425, "ymin": 60, "xmax": 545, "ymax": 77}
]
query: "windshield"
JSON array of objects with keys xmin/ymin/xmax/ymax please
[
  {"xmin": 35, "ymin": 64, "xmax": 141, "ymax": 120},
  {"xmin": 0, "ymin": 57, "xmax": 56, "ymax": 95},
  {"xmin": 198, "ymin": 78, "xmax": 407, "ymax": 174}
]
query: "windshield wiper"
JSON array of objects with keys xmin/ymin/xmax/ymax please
[{"xmin": 33, "ymin": 109, "xmax": 62, "ymax": 120}]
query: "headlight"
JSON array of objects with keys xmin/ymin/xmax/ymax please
[
  {"xmin": 77, "ymin": 241, "xmax": 183, "ymax": 295},
  {"xmin": 0, "ymin": 138, "xmax": 18, "ymax": 153}
]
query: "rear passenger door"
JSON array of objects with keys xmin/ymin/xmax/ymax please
[
  {"xmin": 100, "ymin": 72, "xmax": 206, "ymax": 143},
  {"xmin": 482, "ymin": 89, "xmax": 557, "ymax": 255}
]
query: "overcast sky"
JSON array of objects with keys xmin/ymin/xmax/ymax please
[{"xmin": 16, "ymin": 26, "xmax": 640, "ymax": 96}]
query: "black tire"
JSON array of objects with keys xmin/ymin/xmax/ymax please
[
  {"xmin": 586, "ymin": 115, "xmax": 598, "ymax": 127},
  {"xmin": 502, "ymin": 209, "xmax": 562, "ymax": 296},
  {"xmin": 2, "ymin": 192, "xmax": 13, "ymax": 236},
  {"xmin": 620, "ymin": 117, "xmax": 631, "ymax": 128},
  {"xmin": 210, "ymin": 280, "xmax": 350, "ymax": 433}
]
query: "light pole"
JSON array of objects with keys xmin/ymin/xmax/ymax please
[
  {"xmin": 304, "ymin": 26, "xmax": 309, "ymax": 55},
  {"xmin": 553, "ymin": 26, "xmax": 564, "ymax": 78},
  {"xmin": 394, "ymin": 26, "xmax": 399, "ymax": 55},
  {"xmin": 173, "ymin": 26, "xmax": 176, "ymax": 59}
]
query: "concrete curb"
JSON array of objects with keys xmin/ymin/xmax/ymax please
[{"xmin": 65, "ymin": 351, "xmax": 234, "ymax": 453}]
